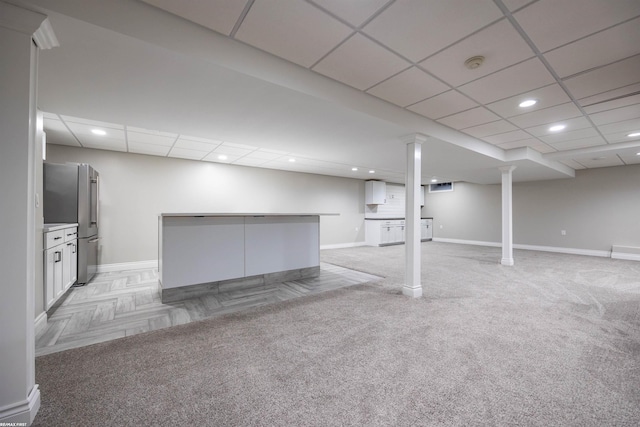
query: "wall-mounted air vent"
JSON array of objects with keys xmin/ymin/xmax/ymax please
[{"xmin": 429, "ymin": 182, "xmax": 453, "ymax": 193}]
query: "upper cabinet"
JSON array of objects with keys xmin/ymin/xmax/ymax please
[{"xmin": 365, "ymin": 181, "xmax": 386, "ymax": 205}]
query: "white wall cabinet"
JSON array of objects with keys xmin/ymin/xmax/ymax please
[
  {"xmin": 365, "ymin": 181, "xmax": 386, "ymax": 205},
  {"xmin": 366, "ymin": 218, "xmax": 432, "ymax": 246},
  {"xmin": 44, "ymin": 224, "xmax": 77, "ymax": 310}
]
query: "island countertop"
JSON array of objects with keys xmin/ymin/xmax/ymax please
[{"xmin": 159, "ymin": 213, "xmax": 339, "ymax": 217}]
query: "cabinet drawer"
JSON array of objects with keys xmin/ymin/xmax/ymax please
[
  {"xmin": 45, "ymin": 230, "xmax": 64, "ymax": 249},
  {"xmin": 64, "ymin": 227, "xmax": 78, "ymax": 242}
]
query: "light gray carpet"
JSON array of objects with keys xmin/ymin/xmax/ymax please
[{"xmin": 34, "ymin": 242, "xmax": 640, "ymax": 426}]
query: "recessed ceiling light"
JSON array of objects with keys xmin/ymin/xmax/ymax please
[
  {"xmin": 368, "ymin": 170, "xmax": 375, "ymax": 174},
  {"xmin": 636, "ymin": 152, "xmax": 640, "ymax": 156},
  {"xmin": 549, "ymin": 124, "xmax": 566, "ymax": 132},
  {"xmin": 628, "ymin": 132, "xmax": 640, "ymax": 137},
  {"xmin": 519, "ymin": 99, "xmax": 537, "ymax": 108},
  {"xmin": 91, "ymin": 129, "xmax": 106, "ymax": 136},
  {"xmin": 431, "ymin": 178, "xmax": 437, "ymax": 183},
  {"xmin": 351, "ymin": 167, "xmax": 358, "ymax": 171},
  {"xmin": 288, "ymin": 158, "xmax": 296, "ymax": 162},
  {"xmin": 217, "ymin": 154, "xmax": 227, "ymax": 160}
]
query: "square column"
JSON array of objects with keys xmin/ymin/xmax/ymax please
[
  {"xmin": 499, "ymin": 166, "xmax": 516, "ymax": 266},
  {"xmin": 402, "ymin": 134, "xmax": 427, "ymax": 298},
  {"xmin": 0, "ymin": 3, "xmax": 58, "ymax": 425}
]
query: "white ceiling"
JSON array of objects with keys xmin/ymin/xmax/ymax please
[{"xmin": 22, "ymin": 0, "xmax": 640, "ymax": 184}]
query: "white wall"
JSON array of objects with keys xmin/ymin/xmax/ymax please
[
  {"xmin": 424, "ymin": 164, "xmax": 640, "ymax": 253},
  {"xmin": 46, "ymin": 145, "xmax": 366, "ymax": 266}
]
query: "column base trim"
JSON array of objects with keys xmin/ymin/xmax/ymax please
[
  {"xmin": 0, "ymin": 384, "xmax": 40, "ymax": 425},
  {"xmin": 501, "ymin": 258, "xmax": 514, "ymax": 266},
  {"xmin": 402, "ymin": 286, "xmax": 422, "ymax": 298}
]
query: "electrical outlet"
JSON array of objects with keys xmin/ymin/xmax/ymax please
[{"xmin": 561, "ymin": 230, "xmax": 566, "ymax": 236}]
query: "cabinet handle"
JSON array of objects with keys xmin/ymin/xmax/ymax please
[
  {"xmin": 54, "ymin": 251, "xmax": 62, "ymax": 262},
  {"xmin": 54, "ymin": 236, "xmax": 62, "ymax": 240}
]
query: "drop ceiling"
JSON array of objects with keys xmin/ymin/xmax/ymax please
[{"xmin": 22, "ymin": 0, "xmax": 640, "ymax": 184}]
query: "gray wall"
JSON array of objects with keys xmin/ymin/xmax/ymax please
[
  {"xmin": 47, "ymin": 145, "xmax": 366, "ymax": 266},
  {"xmin": 424, "ymin": 164, "xmax": 640, "ymax": 252}
]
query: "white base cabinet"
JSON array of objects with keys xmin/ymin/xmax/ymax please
[
  {"xmin": 365, "ymin": 218, "xmax": 433, "ymax": 246},
  {"xmin": 44, "ymin": 224, "xmax": 78, "ymax": 310}
]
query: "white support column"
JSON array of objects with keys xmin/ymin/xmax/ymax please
[
  {"xmin": 499, "ymin": 166, "xmax": 517, "ymax": 266},
  {"xmin": 0, "ymin": 3, "xmax": 58, "ymax": 425},
  {"xmin": 401, "ymin": 134, "xmax": 427, "ymax": 298}
]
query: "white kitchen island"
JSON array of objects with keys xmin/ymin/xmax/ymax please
[{"xmin": 158, "ymin": 213, "xmax": 335, "ymax": 303}]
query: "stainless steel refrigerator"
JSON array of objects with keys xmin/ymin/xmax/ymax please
[{"xmin": 44, "ymin": 163, "xmax": 100, "ymax": 285}]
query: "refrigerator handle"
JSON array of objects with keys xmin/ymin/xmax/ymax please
[{"xmin": 90, "ymin": 175, "xmax": 99, "ymax": 227}]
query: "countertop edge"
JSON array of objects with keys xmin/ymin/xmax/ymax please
[
  {"xmin": 159, "ymin": 213, "xmax": 340, "ymax": 217},
  {"xmin": 44, "ymin": 223, "xmax": 79, "ymax": 232}
]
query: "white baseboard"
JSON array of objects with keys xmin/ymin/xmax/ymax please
[
  {"xmin": 321, "ymin": 242, "xmax": 367, "ymax": 250},
  {"xmin": 433, "ymin": 237, "xmax": 501, "ymax": 248},
  {"xmin": 432, "ymin": 238, "xmax": 611, "ymax": 258},
  {"xmin": 611, "ymin": 245, "xmax": 640, "ymax": 261},
  {"xmin": 0, "ymin": 384, "xmax": 40, "ymax": 425},
  {"xmin": 34, "ymin": 311, "xmax": 47, "ymax": 338},
  {"xmin": 97, "ymin": 260, "xmax": 158, "ymax": 273}
]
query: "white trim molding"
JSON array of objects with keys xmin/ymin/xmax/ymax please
[
  {"xmin": 0, "ymin": 384, "xmax": 40, "ymax": 425},
  {"xmin": 321, "ymin": 242, "xmax": 367, "ymax": 250},
  {"xmin": 433, "ymin": 238, "xmax": 611, "ymax": 258},
  {"xmin": 98, "ymin": 260, "xmax": 158, "ymax": 273},
  {"xmin": 611, "ymin": 246, "xmax": 640, "ymax": 261}
]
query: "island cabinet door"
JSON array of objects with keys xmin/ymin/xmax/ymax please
[
  {"xmin": 161, "ymin": 216, "xmax": 245, "ymax": 288},
  {"xmin": 244, "ymin": 216, "xmax": 320, "ymax": 276}
]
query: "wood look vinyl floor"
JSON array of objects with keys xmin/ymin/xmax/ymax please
[{"xmin": 35, "ymin": 263, "xmax": 382, "ymax": 356}]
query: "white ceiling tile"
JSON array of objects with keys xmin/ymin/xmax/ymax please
[
  {"xmin": 60, "ymin": 115, "xmax": 123, "ymax": 130},
  {"xmin": 407, "ymin": 90, "xmax": 477, "ymax": 120},
  {"xmin": 243, "ymin": 149, "xmax": 288, "ymax": 161},
  {"xmin": 213, "ymin": 145, "xmax": 254, "ymax": 157},
  {"xmin": 437, "ymin": 107, "xmax": 501, "ymax": 129},
  {"xmin": 202, "ymin": 152, "xmax": 242, "ymax": 163},
  {"xmin": 457, "ymin": 58, "xmax": 555, "ymax": 104},
  {"xmin": 128, "ymin": 142, "xmax": 170, "ymax": 156},
  {"xmin": 543, "ymin": 17, "xmax": 640, "ymax": 78},
  {"xmin": 43, "ymin": 117, "xmax": 81, "ymax": 147},
  {"xmin": 485, "ymin": 84, "xmax": 572, "ymax": 118},
  {"xmin": 173, "ymin": 138, "xmax": 220, "ymax": 151},
  {"xmin": 583, "ymin": 93, "xmax": 640, "ymax": 115},
  {"xmin": 509, "ymin": 102, "xmax": 583, "ymax": 128},
  {"xmin": 366, "ymin": 67, "xmax": 449, "ymax": 107},
  {"xmin": 598, "ymin": 118, "xmax": 640, "ymax": 135},
  {"xmin": 43, "ymin": 117, "xmax": 70, "ymax": 134},
  {"xmin": 574, "ymin": 156, "xmax": 625, "ymax": 168},
  {"xmin": 548, "ymin": 137, "xmax": 607, "ymax": 151},
  {"xmin": 501, "ymin": 0, "xmax": 535, "ymax": 12},
  {"xmin": 620, "ymin": 153, "xmax": 640, "ymax": 165},
  {"xmin": 420, "ymin": 19, "xmax": 534, "ymax": 87},
  {"xmin": 127, "ymin": 130, "xmax": 176, "ymax": 146},
  {"xmin": 590, "ymin": 104, "xmax": 640, "ymax": 126},
  {"xmin": 168, "ymin": 147, "xmax": 208, "ymax": 160},
  {"xmin": 64, "ymin": 122, "xmax": 127, "ymax": 151},
  {"xmin": 126, "ymin": 126, "xmax": 177, "ymax": 138},
  {"xmin": 497, "ymin": 138, "xmax": 548, "ymax": 151},
  {"xmin": 42, "ymin": 111, "xmax": 60, "ymax": 120},
  {"xmin": 140, "ymin": 0, "xmax": 247, "ymax": 36},
  {"xmin": 525, "ymin": 116, "xmax": 591, "ymax": 137},
  {"xmin": 362, "ymin": 0, "xmax": 502, "ymax": 62},
  {"xmin": 513, "ymin": 0, "xmax": 640, "ymax": 52},
  {"xmin": 602, "ymin": 129, "xmax": 640, "ymax": 144},
  {"xmin": 232, "ymin": 157, "xmax": 270, "ymax": 167},
  {"xmin": 235, "ymin": 0, "xmax": 353, "ymax": 68},
  {"xmin": 309, "ymin": 0, "xmax": 389, "ymax": 27},
  {"xmin": 312, "ymin": 33, "xmax": 410, "ymax": 90},
  {"xmin": 462, "ymin": 120, "xmax": 518, "ymax": 138},
  {"xmin": 539, "ymin": 127, "xmax": 600, "ymax": 144},
  {"xmin": 560, "ymin": 159, "xmax": 587, "ymax": 170},
  {"xmin": 219, "ymin": 141, "xmax": 256, "ymax": 150},
  {"xmin": 177, "ymin": 135, "xmax": 224, "ymax": 144},
  {"xmin": 483, "ymin": 130, "xmax": 531, "ymax": 144},
  {"xmin": 563, "ymin": 55, "xmax": 640, "ymax": 100},
  {"xmin": 579, "ymin": 83, "xmax": 640, "ymax": 109}
]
